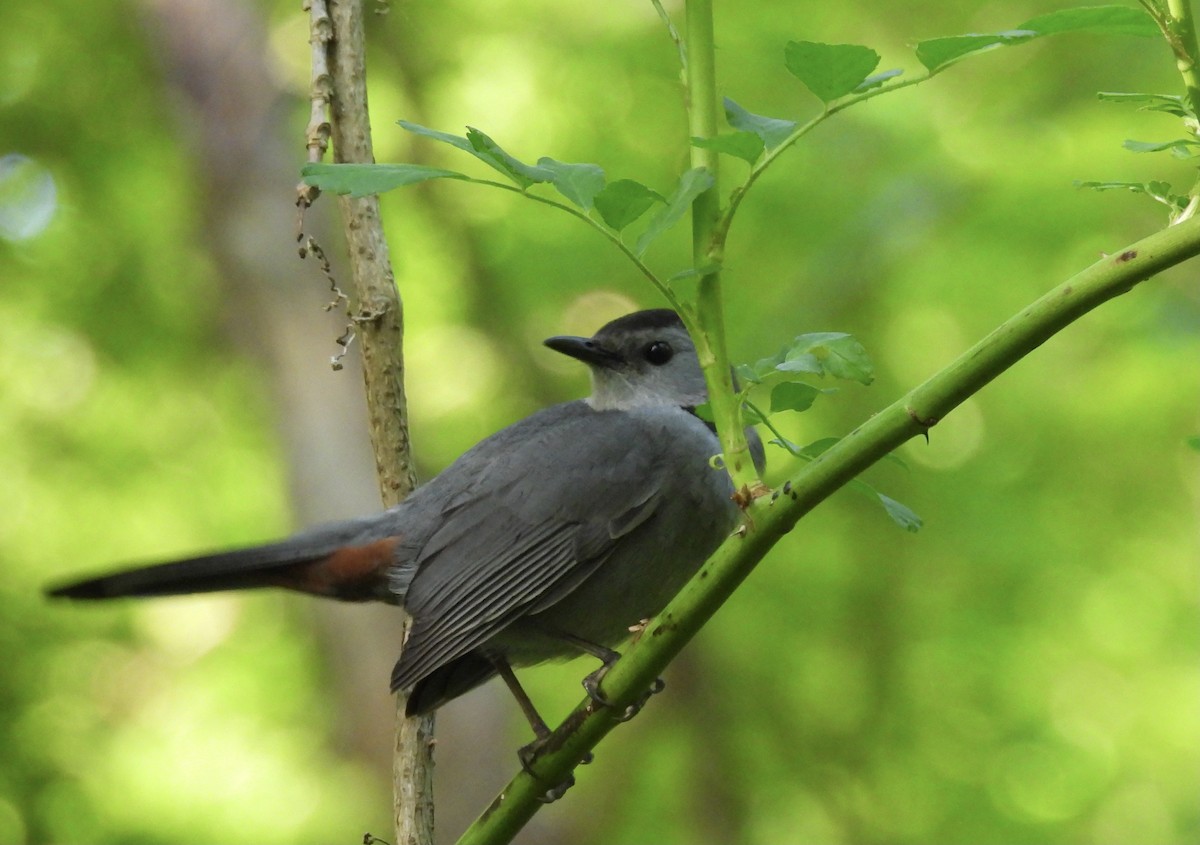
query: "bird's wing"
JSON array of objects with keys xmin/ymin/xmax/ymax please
[{"xmin": 390, "ymin": 403, "xmax": 673, "ymax": 691}]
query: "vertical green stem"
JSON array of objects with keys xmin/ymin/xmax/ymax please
[
  {"xmin": 686, "ymin": 0, "xmax": 720, "ymax": 251},
  {"xmin": 1167, "ymin": 0, "xmax": 1200, "ymax": 121},
  {"xmin": 683, "ymin": 0, "xmax": 758, "ymax": 488}
]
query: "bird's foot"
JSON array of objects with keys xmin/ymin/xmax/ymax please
[
  {"xmin": 516, "ymin": 737, "xmax": 591, "ymax": 803},
  {"xmin": 582, "ymin": 664, "xmax": 666, "ymax": 722}
]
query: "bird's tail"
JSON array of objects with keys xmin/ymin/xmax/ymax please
[{"xmin": 45, "ymin": 529, "xmax": 403, "ymax": 603}]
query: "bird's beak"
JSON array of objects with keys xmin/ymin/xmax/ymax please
[{"xmin": 544, "ymin": 335, "xmax": 623, "ymax": 368}]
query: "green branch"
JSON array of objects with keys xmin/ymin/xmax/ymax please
[
  {"xmin": 1149, "ymin": 0, "xmax": 1200, "ymax": 121},
  {"xmin": 681, "ymin": 0, "xmax": 761, "ymax": 492},
  {"xmin": 455, "ymin": 195, "xmax": 1200, "ymax": 845}
]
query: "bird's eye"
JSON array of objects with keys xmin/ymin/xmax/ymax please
[{"xmin": 643, "ymin": 341, "xmax": 674, "ymax": 365}]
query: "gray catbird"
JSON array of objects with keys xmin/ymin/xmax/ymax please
[{"xmin": 47, "ymin": 309, "xmax": 757, "ymax": 732}]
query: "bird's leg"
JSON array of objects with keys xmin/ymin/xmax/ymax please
[
  {"xmin": 489, "ymin": 655, "xmax": 586, "ymax": 803},
  {"xmin": 491, "ymin": 655, "xmax": 553, "ymax": 744},
  {"xmin": 553, "ymin": 631, "xmax": 666, "ymax": 722}
]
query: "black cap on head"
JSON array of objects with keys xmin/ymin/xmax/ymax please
[{"xmin": 593, "ymin": 309, "xmax": 683, "ymax": 342}]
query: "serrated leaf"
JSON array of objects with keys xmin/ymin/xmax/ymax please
[
  {"xmin": 666, "ymin": 265, "xmax": 717, "ymax": 286},
  {"xmin": 536, "ymin": 158, "xmax": 606, "ymax": 210},
  {"xmin": 779, "ymin": 332, "xmax": 874, "ymax": 384},
  {"xmin": 855, "ymin": 68, "xmax": 904, "ymax": 92},
  {"xmin": 1017, "ymin": 5, "xmax": 1159, "ymax": 38},
  {"xmin": 1097, "ymin": 91, "xmax": 1190, "ymax": 117},
  {"xmin": 594, "ymin": 179, "xmax": 664, "ymax": 231},
  {"xmin": 814, "ymin": 334, "xmax": 874, "ymax": 384},
  {"xmin": 723, "ymin": 98, "xmax": 798, "ymax": 150},
  {"xmin": 1076, "ymin": 179, "xmax": 1166, "ymax": 195},
  {"xmin": 465, "ymin": 127, "xmax": 553, "ymax": 188},
  {"xmin": 776, "ymin": 355, "xmax": 824, "ymax": 376},
  {"xmin": 691, "ymin": 132, "xmax": 765, "ymax": 165},
  {"xmin": 767, "ymin": 436, "xmax": 803, "ymax": 455},
  {"xmin": 915, "ymin": 7, "xmax": 1157, "ymax": 73},
  {"xmin": 750, "ymin": 347, "xmax": 789, "ymax": 379},
  {"xmin": 1123, "ymin": 138, "xmax": 1200, "ymax": 153},
  {"xmin": 634, "ymin": 168, "xmax": 715, "ymax": 257},
  {"xmin": 878, "ymin": 493, "xmax": 923, "ymax": 532},
  {"xmin": 1075, "ymin": 180, "xmax": 1189, "ymax": 210},
  {"xmin": 784, "ymin": 41, "xmax": 881, "ymax": 103},
  {"xmin": 398, "ymin": 120, "xmax": 476, "ymax": 153},
  {"xmin": 301, "ymin": 163, "xmax": 468, "ymax": 197},
  {"xmin": 734, "ymin": 363, "xmax": 761, "ymax": 385},
  {"xmin": 770, "ymin": 381, "xmax": 821, "ymax": 413},
  {"xmin": 398, "ymin": 120, "xmax": 552, "ymax": 188},
  {"xmin": 915, "ymin": 31, "xmax": 1035, "ymax": 72}
]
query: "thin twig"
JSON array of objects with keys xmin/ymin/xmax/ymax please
[{"xmin": 322, "ymin": 0, "xmax": 432, "ymax": 842}]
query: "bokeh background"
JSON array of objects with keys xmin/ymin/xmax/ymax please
[{"xmin": 3, "ymin": 1, "xmax": 1198, "ymax": 843}]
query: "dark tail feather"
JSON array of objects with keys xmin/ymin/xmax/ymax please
[{"xmin": 46, "ymin": 535, "xmax": 403, "ymax": 602}]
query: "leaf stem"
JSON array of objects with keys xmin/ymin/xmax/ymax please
[
  {"xmin": 472, "ymin": 178, "xmax": 679, "ymax": 308},
  {"xmin": 715, "ymin": 71, "xmax": 935, "ymax": 250},
  {"xmin": 651, "ymin": 0, "xmax": 687, "ymax": 73}
]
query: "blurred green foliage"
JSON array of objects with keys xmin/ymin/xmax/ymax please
[{"xmin": 2, "ymin": 1, "xmax": 1199, "ymax": 843}]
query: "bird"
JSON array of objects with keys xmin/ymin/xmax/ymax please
[{"xmin": 46, "ymin": 309, "xmax": 757, "ymax": 738}]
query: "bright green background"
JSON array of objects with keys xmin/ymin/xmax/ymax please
[{"xmin": 3, "ymin": 1, "xmax": 1198, "ymax": 843}]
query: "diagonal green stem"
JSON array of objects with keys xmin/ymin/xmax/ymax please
[{"xmin": 715, "ymin": 71, "xmax": 935, "ymax": 252}]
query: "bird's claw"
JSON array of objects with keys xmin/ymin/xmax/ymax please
[
  {"xmin": 582, "ymin": 666, "xmax": 666, "ymax": 721},
  {"xmin": 536, "ymin": 773, "xmax": 575, "ymax": 803},
  {"xmin": 517, "ymin": 736, "xmax": 592, "ymax": 803}
]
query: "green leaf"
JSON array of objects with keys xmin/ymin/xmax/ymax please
[
  {"xmin": 1097, "ymin": 91, "xmax": 1190, "ymax": 117},
  {"xmin": 535, "ymin": 158, "xmax": 606, "ymax": 210},
  {"xmin": 1017, "ymin": 5, "xmax": 1159, "ymax": 38},
  {"xmin": 634, "ymin": 168, "xmax": 715, "ymax": 257},
  {"xmin": 691, "ymin": 132, "xmax": 765, "ymax": 165},
  {"xmin": 915, "ymin": 31, "xmax": 1035, "ymax": 72},
  {"xmin": 767, "ymin": 437, "xmax": 803, "ymax": 455},
  {"xmin": 777, "ymin": 332, "xmax": 874, "ymax": 384},
  {"xmin": 692, "ymin": 402, "xmax": 714, "ymax": 423},
  {"xmin": 748, "ymin": 346, "xmax": 796, "ymax": 379},
  {"xmin": 723, "ymin": 98, "xmax": 798, "ymax": 150},
  {"xmin": 784, "ymin": 41, "xmax": 881, "ymax": 103},
  {"xmin": 775, "ymin": 355, "xmax": 824, "ymax": 376},
  {"xmin": 1186, "ymin": 435, "xmax": 1200, "ymax": 452},
  {"xmin": 734, "ymin": 363, "xmax": 761, "ymax": 385},
  {"xmin": 915, "ymin": 6, "xmax": 1157, "ymax": 73},
  {"xmin": 1075, "ymin": 180, "xmax": 1189, "ymax": 211},
  {"xmin": 796, "ymin": 437, "xmax": 839, "ymax": 460},
  {"xmin": 855, "ymin": 68, "xmax": 904, "ymax": 92},
  {"xmin": 465, "ymin": 127, "xmax": 553, "ymax": 188},
  {"xmin": 398, "ymin": 120, "xmax": 552, "ymax": 188},
  {"xmin": 398, "ymin": 120, "xmax": 476, "ymax": 153},
  {"xmin": 1122, "ymin": 138, "xmax": 1200, "ymax": 154},
  {"xmin": 301, "ymin": 163, "xmax": 467, "ymax": 198},
  {"xmin": 878, "ymin": 493, "xmax": 923, "ymax": 532},
  {"xmin": 770, "ymin": 381, "xmax": 821, "ymax": 413},
  {"xmin": 666, "ymin": 264, "xmax": 717, "ymax": 286},
  {"xmin": 593, "ymin": 179, "xmax": 663, "ymax": 232}
]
